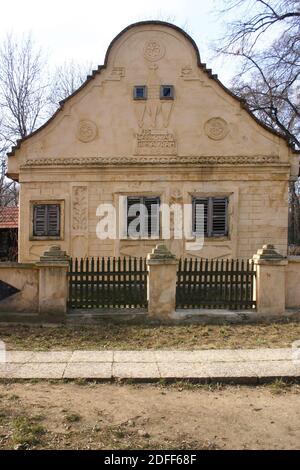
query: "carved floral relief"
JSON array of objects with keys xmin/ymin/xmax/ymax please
[{"xmin": 72, "ymin": 186, "xmax": 88, "ymax": 231}]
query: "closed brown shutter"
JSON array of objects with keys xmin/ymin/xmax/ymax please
[
  {"xmin": 193, "ymin": 197, "xmax": 228, "ymax": 237},
  {"xmin": 212, "ymin": 197, "xmax": 228, "ymax": 236},
  {"xmin": 33, "ymin": 204, "xmax": 60, "ymax": 237},
  {"xmin": 33, "ymin": 205, "xmax": 47, "ymax": 236},
  {"xmin": 47, "ymin": 205, "xmax": 60, "ymax": 236}
]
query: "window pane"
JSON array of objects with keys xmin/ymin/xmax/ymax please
[{"xmin": 160, "ymin": 85, "xmax": 174, "ymax": 99}]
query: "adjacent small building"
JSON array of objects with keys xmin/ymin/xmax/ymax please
[
  {"xmin": 0, "ymin": 206, "xmax": 18, "ymax": 261},
  {"xmin": 6, "ymin": 21, "xmax": 299, "ymax": 263}
]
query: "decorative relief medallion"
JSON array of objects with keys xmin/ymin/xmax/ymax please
[
  {"xmin": 77, "ymin": 120, "xmax": 98, "ymax": 143},
  {"xmin": 204, "ymin": 117, "xmax": 229, "ymax": 141},
  {"xmin": 72, "ymin": 186, "xmax": 88, "ymax": 231},
  {"xmin": 143, "ymin": 40, "xmax": 165, "ymax": 62},
  {"xmin": 135, "ymin": 129, "xmax": 177, "ymax": 156}
]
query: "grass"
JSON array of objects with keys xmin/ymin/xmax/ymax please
[
  {"xmin": 65, "ymin": 413, "xmax": 81, "ymax": 423},
  {"xmin": 11, "ymin": 416, "xmax": 46, "ymax": 448},
  {"xmin": 1, "ymin": 322, "xmax": 300, "ymax": 350}
]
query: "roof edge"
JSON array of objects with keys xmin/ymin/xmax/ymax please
[{"xmin": 7, "ymin": 20, "xmax": 300, "ymax": 158}]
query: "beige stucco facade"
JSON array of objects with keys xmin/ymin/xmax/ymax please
[{"xmin": 7, "ymin": 21, "xmax": 299, "ymax": 263}]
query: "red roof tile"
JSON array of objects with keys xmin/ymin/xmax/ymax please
[{"xmin": 0, "ymin": 207, "xmax": 18, "ymax": 229}]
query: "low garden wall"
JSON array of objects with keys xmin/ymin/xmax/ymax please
[{"xmin": 0, "ymin": 262, "xmax": 39, "ymax": 313}]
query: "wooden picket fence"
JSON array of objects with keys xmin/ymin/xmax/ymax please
[
  {"xmin": 67, "ymin": 256, "xmax": 147, "ymax": 309},
  {"xmin": 176, "ymin": 258, "xmax": 256, "ymax": 310}
]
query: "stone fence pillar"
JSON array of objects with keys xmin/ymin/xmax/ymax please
[
  {"xmin": 146, "ymin": 244, "xmax": 178, "ymax": 318},
  {"xmin": 36, "ymin": 246, "xmax": 69, "ymax": 317},
  {"xmin": 252, "ymin": 244, "xmax": 287, "ymax": 315}
]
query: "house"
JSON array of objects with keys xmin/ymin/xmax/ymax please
[
  {"xmin": 0, "ymin": 206, "xmax": 18, "ymax": 261},
  {"xmin": 6, "ymin": 21, "xmax": 299, "ymax": 263}
]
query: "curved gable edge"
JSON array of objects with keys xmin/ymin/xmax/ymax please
[{"xmin": 6, "ymin": 20, "xmax": 300, "ymax": 162}]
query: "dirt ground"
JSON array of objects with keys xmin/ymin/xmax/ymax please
[
  {"xmin": 1, "ymin": 322, "xmax": 300, "ymax": 350},
  {"xmin": 0, "ymin": 381, "xmax": 299, "ymax": 450}
]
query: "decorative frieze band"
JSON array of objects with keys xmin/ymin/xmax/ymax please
[{"xmin": 22, "ymin": 155, "xmax": 280, "ymax": 168}]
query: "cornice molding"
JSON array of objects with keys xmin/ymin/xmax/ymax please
[{"xmin": 21, "ymin": 155, "xmax": 281, "ymax": 168}]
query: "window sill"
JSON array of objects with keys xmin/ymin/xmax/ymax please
[{"xmin": 29, "ymin": 236, "xmax": 63, "ymax": 241}]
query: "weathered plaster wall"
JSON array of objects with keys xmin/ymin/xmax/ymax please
[
  {"xmin": 18, "ymin": 166, "xmax": 289, "ymax": 262},
  {"xmin": 0, "ymin": 263, "xmax": 39, "ymax": 312}
]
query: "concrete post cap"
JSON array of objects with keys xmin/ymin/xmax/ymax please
[
  {"xmin": 146, "ymin": 244, "xmax": 178, "ymax": 264},
  {"xmin": 252, "ymin": 244, "xmax": 287, "ymax": 264},
  {"xmin": 38, "ymin": 245, "xmax": 69, "ymax": 264}
]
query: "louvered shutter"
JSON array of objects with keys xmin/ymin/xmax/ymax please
[
  {"xmin": 127, "ymin": 197, "xmax": 142, "ymax": 236},
  {"xmin": 212, "ymin": 197, "xmax": 228, "ymax": 236},
  {"xmin": 144, "ymin": 197, "xmax": 160, "ymax": 238},
  {"xmin": 33, "ymin": 205, "xmax": 47, "ymax": 236},
  {"xmin": 47, "ymin": 205, "xmax": 60, "ymax": 236},
  {"xmin": 193, "ymin": 198, "xmax": 208, "ymax": 236}
]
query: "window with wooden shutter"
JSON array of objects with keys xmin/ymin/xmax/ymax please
[
  {"xmin": 33, "ymin": 204, "xmax": 60, "ymax": 237},
  {"xmin": 193, "ymin": 196, "xmax": 228, "ymax": 237},
  {"xmin": 127, "ymin": 196, "xmax": 160, "ymax": 238}
]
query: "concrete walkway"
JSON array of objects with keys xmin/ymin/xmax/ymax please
[{"xmin": 1, "ymin": 348, "xmax": 300, "ymax": 383}]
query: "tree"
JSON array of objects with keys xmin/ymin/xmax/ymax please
[
  {"xmin": 215, "ymin": 0, "xmax": 300, "ymax": 244},
  {"xmin": 0, "ymin": 33, "xmax": 49, "ymax": 207},
  {"xmin": 49, "ymin": 60, "xmax": 92, "ymax": 110}
]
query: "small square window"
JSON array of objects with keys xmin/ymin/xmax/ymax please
[
  {"xmin": 133, "ymin": 86, "xmax": 147, "ymax": 100},
  {"xmin": 160, "ymin": 85, "xmax": 174, "ymax": 100}
]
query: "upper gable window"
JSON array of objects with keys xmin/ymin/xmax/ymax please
[
  {"xmin": 133, "ymin": 86, "xmax": 147, "ymax": 100},
  {"xmin": 160, "ymin": 85, "xmax": 174, "ymax": 100}
]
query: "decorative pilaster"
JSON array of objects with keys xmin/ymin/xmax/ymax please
[
  {"xmin": 146, "ymin": 244, "xmax": 178, "ymax": 318},
  {"xmin": 252, "ymin": 244, "xmax": 287, "ymax": 315}
]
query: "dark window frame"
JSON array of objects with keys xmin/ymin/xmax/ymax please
[
  {"xmin": 127, "ymin": 196, "xmax": 160, "ymax": 238},
  {"xmin": 32, "ymin": 203, "xmax": 61, "ymax": 238},
  {"xmin": 160, "ymin": 85, "xmax": 174, "ymax": 100},
  {"xmin": 192, "ymin": 196, "xmax": 228, "ymax": 238},
  {"xmin": 133, "ymin": 85, "xmax": 147, "ymax": 100}
]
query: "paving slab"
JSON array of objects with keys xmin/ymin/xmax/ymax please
[
  {"xmin": 113, "ymin": 362, "xmax": 160, "ymax": 379},
  {"xmin": 154, "ymin": 350, "xmax": 242, "ymax": 363},
  {"xmin": 63, "ymin": 362, "xmax": 112, "ymax": 379},
  {"xmin": 5, "ymin": 351, "xmax": 34, "ymax": 363},
  {"xmin": 29, "ymin": 351, "xmax": 73, "ymax": 363},
  {"xmin": 70, "ymin": 351, "xmax": 113, "ymax": 363},
  {"xmin": 0, "ymin": 363, "xmax": 23, "ymax": 378},
  {"xmin": 236, "ymin": 349, "xmax": 294, "ymax": 362},
  {"xmin": 113, "ymin": 350, "xmax": 157, "ymax": 363},
  {"xmin": 0, "ymin": 348, "xmax": 299, "ymax": 382},
  {"xmin": 13, "ymin": 363, "xmax": 65, "ymax": 379},
  {"xmin": 246, "ymin": 360, "xmax": 300, "ymax": 378}
]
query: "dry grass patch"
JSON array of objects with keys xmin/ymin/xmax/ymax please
[{"xmin": 1, "ymin": 322, "xmax": 300, "ymax": 350}]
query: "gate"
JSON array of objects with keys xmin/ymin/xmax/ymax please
[
  {"xmin": 176, "ymin": 258, "xmax": 256, "ymax": 310},
  {"xmin": 68, "ymin": 256, "xmax": 147, "ymax": 309}
]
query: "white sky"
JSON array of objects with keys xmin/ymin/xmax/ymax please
[{"xmin": 0, "ymin": 0, "xmax": 237, "ymax": 85}]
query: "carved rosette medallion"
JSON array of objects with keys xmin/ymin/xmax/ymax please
[
  {"xmin": 77, "ymin": 120, "xmax": 98, "ymax": 143},
  {"xmin": 204, "ymin": 117, "xmax": 229, "ymax": 141},
  {"xmin": 143, "ymin": 40, "xmax": 165, "ymax": 62}
]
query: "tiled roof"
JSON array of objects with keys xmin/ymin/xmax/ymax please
[{"xmin": 0, "ymin": 206, "xmax": 18, "ymax": 229}]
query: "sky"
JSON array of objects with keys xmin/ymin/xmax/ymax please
[{"xmin": 0, "ymin": 0, "xmax": 238, "ymax": 85}]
